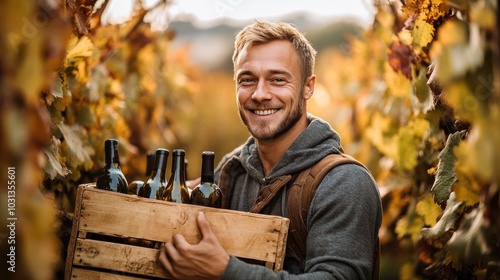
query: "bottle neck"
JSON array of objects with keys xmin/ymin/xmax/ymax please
[
  {"xmin": 200, "ymin": 159, "xmax": 214, "ymax": 183},
  {"xmin": 150, "ymin": 152, "xmax": 168, "ymax": 180},
  {"xmin": 145, "ymin": 152, "xmax": 156, "ymax": 177},
  {"xmin": 104, "ymin": 143, "xmax": 120, "ymax": 167},
  {"xmin": 200, "ymin": 152, "xmax": 215, "ymax": 183},
  {"xmin": 171, "ymin": 154, "xmax": 186, "ymax": 183}
]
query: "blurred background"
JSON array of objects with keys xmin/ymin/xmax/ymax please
[{"xmin": 1, "ymin": 0, "xmax": 499, "ymax": 279}]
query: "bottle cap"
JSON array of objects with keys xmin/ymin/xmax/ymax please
[
  {"xmin": 155, "ymin": 148, "xmax": 169, "ymax": 156},
  {"xmin": 201, "ymin": 151, "xmax": 215, "ymax": 179},
  {"xmin": 105, "ymin": 139, "xmax": 119, "ymax": 151},
  {"xmin": 172, "ymin": 149, "xmax": 185, "ymax": 156}
]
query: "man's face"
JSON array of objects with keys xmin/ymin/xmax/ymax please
[{"xmin": 234, "ymin": 40, "xmax": 313, "ymax": 141}]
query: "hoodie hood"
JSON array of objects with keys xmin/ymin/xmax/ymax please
[{"xmin": 239, "ymin": 114, "xmax": 342, "ymax": 182}]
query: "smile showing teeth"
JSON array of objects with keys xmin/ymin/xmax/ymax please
[{"xmin": 253, "ymin": 109, "xmax": 277, "ymax": 116}]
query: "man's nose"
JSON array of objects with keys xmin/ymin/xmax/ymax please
[{"xmin": 252, "ymin": 80, "xmax": 272, "ymax": 102}]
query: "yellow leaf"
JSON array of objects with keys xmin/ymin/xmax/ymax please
[
  {"xmin": 375, "ymin": 11, "xmax": 394, "ymax": 29},
  {"xmin": 400, "ymin": 262, "xmax": 418, "ymax": 280},
  {"xmin": 66, "ymin": 35, "xmax": 94, "ymax": 61},
  {"xmin": 431, "ymin": 24, "xmax": 484, "ymax": 84},
  {"xmin": 412, "ymin": 15, "xmax": 434, "ymax": 48},
  {"xmin": 384, "ymin": 63, "xmax": 411, "ymax": 98},
  {"xmin": 365, "ymin": 112, "xmax": 398, "ymax": 159},
  {"xmin": 398, "ymin": 29, "xmax": 413, "ymax": 46},
  {"xmin": 444, "ymin": 81, "xmax": 479, "ymax": 122},
  {"xmin": 470, "ymin": 1, "xmax": 496, "ymax": 29},
  {"xmin": 395, "ymin": 213, "xmax": 424, "ymax": 243},
  {"xmin": 416, "ymin": 194, "xmax": 443, "ymax": 226},
  {"xmin": 455, "ymin": 109, "xmax": 500, "ymax": 183},
  {"xmin": 74, "ymin": 60, "xmax": 89, "ymax": 83},
  {"xmin": 427, "ymin": 166, "xmax": 437, "ymax": 175},
  {"xmin": 14, "ymin": 39, "xmax": 43, "ymax": 102},
  {"xmin": 421, "ymin": 193, "xmax": 464, "ymax": 241},
  {"xmin": 397, "ymin": 118, "xmax": 430, "ymax": 170},
  {"xmin": 429, "ymin": 0, "xmax": 449, "ymax": 20},
  {"xmin": 436, "ymin": 20, "xmax": 468, "ymax": 46},
  {"xmin": 453, "ymin": 173, "xmax": 480, "ymax": 206}
]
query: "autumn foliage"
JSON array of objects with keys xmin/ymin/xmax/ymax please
[
  {"xmin": 315, "ymin": 0, "xmax": 499, "ymax": 278},
  {"xmin": 0, "ymin": 0, "xmax": 499, "ymax": 279}
]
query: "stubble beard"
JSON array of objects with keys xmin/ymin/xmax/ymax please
[{"xmin": 239, "ymin": 90, "xmax": 305, "ymax": 142}]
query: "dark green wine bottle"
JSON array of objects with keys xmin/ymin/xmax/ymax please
[
  {"xmin": 128, "ymin": 151, "xmax": 155, "ymax": 195},
  {"xmin": 96, "ymin": 139, "xmax": 128, "ymax": 193},
  {"xmin": 138, "ymin": 149, "xmax": 169, "ymax": 199},
  {"xmin": 190, "ymin": 151, "xmax": 222, "ymax": 208},
  {"xmin": 162, "ymin": 149, "xmax": 190, "ymax": 203},
  {"xmin": 94, "ymin": 139, "xmax": 128, "ymax": 244},
  {"xmin": 125, "ymin": 152, "xmax": 155, "ymax": 246}
]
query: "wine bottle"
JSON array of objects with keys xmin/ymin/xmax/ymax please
[
  {"xmin": 162, "ymin": 149, "xmax": 190, "ymax": 203},
  {"xmin": 96, "ymin": 139, "xmax": 128, "ymax": 193},
  {"xmin": 127, "ymin": 151, "xmax": 156, "ymax": 195},
  {"xmin": 191, "ymin": 151, "xmax": 222, "ymax": 208},
  {"xmin": 138, "ymin": 148, "xmax": 169, "ymax": 200},
  {"xmin": 94, "ymin": 139, "xmax": 128, "ymax": 244}
]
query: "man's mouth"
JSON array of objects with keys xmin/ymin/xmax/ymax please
[{"xmin": 253, "ymin": 109, "xmax": 278, "ymax": 116}]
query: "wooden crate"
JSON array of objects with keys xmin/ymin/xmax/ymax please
[{"xmin": 65, "ymin": 184, "xmax": 289, "ymax": 279}]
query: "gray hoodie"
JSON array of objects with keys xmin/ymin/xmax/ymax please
[{"xmin": 215, "ymin": 115, "xmax": 382, "ymax": 280}]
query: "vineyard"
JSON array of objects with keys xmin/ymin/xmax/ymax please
[{"xmin": 0, "ymin": 0, "xmax": 498, "ymax": 279}]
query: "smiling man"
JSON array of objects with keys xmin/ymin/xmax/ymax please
[{"xmin": 159, "ymin": 21, "xmax": 382, "ymax": 280}]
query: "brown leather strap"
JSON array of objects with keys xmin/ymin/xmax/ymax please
[
  {"xmin": 287, "ymin": 153, "xmax": 374, "ymax": 274},
  {"xmin": 218, "ymin": 156, "xmax": 243, "ymax": 209},
  {"xmin": 249, "ymin": 175, "xmax": 292, "ymax": 213}
]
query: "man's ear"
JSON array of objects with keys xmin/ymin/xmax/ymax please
[{"xmin": 303, "ymin": 75, "xmax": 316, "ymax": 100}]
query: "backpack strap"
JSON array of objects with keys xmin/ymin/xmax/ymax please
[
  {"xmin": 249, "ymin": 175, "xmax": 292, "ymax": 213},
  {"xmin": 287, "ymin": 153, "xmax": 379, "ymax": 280}
]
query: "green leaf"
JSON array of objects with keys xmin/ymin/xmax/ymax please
[
  {"xmin": 447, "ymin": 206, "xmax": 491, "ymax": 268},
  {"xmin": 87, "ymin": 64, "xmax": 109, "ymax": 102},
  {"xmin": 52, "ymin": 76, "xmax": 64, "ymax": 99},
  {"xmin": 431, "ymin": 130, "xmax": 466, "ymax": 204},
  {"xmin": 44, "ymin": 136, "xmax": 71, "ymax": 179},
  {"xmin": 75, "ymin": 105, "xmax": 96, "ymax": 127},
  {"xmin": 411, "ymin": 67, "xmax": 434, "ymax": 114},
  {"xmin": 57, "ymin": 123, "xmax": 95, "ymax": 164}
]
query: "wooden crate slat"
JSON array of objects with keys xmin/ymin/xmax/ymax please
[
  {"xmin": 71, "ymin": 266, "xmax": 156, "ymax": 280},
  {"xmin": 73, "ymin": 238, "xmax": 167, "ymax": 278}
]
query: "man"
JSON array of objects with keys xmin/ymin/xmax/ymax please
[{"xmin": 159, "ymin": 20, "xmax": 382, "ymax": 279}]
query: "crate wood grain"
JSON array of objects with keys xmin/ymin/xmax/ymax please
[{"xmin": 65, "ymin": 184, "xmax": 289, "ymax": 279}]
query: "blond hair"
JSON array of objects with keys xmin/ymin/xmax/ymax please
[{"xmin": 232, "ymin": 20, "xmax": 317, "ymax": 83}]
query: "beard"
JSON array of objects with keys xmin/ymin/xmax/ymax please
[{"xmin": 238, "ymin": 89, "xmax": 305, "ymax": 141}]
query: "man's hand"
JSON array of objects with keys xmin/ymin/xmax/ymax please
[{"xmin": 158, "ymin": 212, "xmax": 230, "ymax": 280}]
